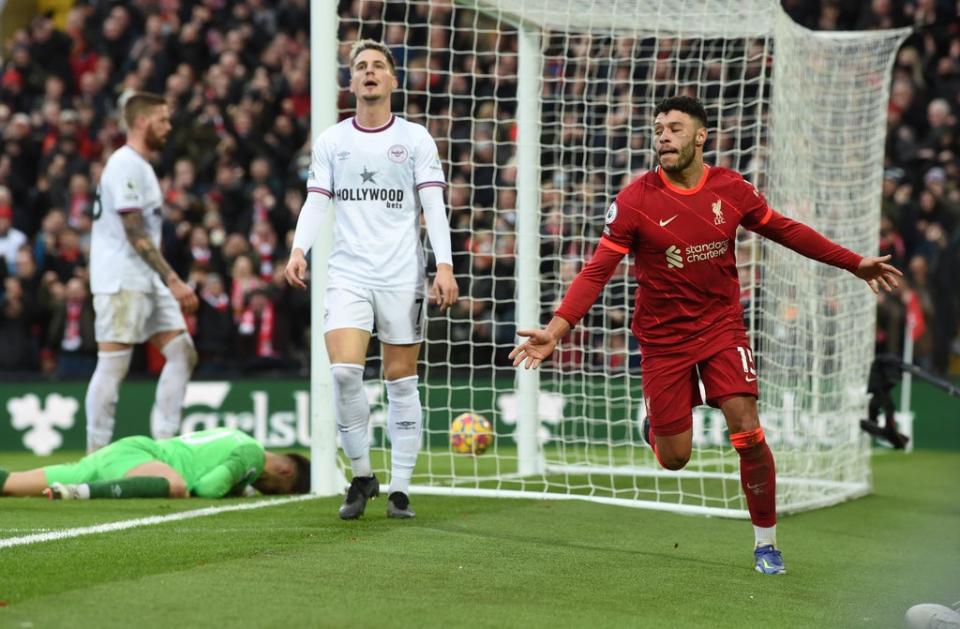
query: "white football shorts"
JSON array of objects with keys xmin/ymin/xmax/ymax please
[
  {"xmin": 324, "ymin": 286, "xmax": 425, "ymax": 344},
  {"xmin": 93, "ymin": 289, "xmax": 188, "ymax": 344}
]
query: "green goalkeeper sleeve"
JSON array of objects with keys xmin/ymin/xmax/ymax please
[{"xmin": 190, "ymin": 444, "xmax": 265, "ymax": 498}]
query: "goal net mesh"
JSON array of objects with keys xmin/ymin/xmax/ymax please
[{"xmin": 330, "ymin": 0, "xmax": 908, "ymax": 516}]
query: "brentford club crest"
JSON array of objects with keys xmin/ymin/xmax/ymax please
[{"xmin": 388, "ymin": 145, "xmax": 409, "ymax": 163}]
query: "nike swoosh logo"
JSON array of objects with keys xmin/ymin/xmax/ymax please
[
  {"xmin": 745, "ymin": 376, "xmax": 757, "ymax": 382},
  {"xmin": 659, "ymin": 215, "xmax": 678, "ymax": 227}
]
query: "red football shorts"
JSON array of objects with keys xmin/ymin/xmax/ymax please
[{"xmin": 641, "ymin": 327, "xmax": 759, "ymax": 437}]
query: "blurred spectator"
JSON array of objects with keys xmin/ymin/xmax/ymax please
[
  {"xmin": 46, "ymin": 276, "xmax": 96, "ymax": 378},
  {"xmin": 0, "ymin": 277, "xmax": 35, "ymax": 371},
  {"xmin": 66, "ymin": 172, "xmax": 93, "ymax": 229},
  {"xmin": 187, "ymin": 225, "xmax": 222, "ymax": 274},
  {"xmin": 236, "ymin": 286, "xmax": 296, "ymax": 373},
  {"xmin": 229, "ymin": 254, "xmax": 262, "ymax": 320},
  {"xmin": 249, "ymin": 219, "xmax": 283, "ymax": 282},
  {"xmin": 32, "ymin": 209, "xmax": 66, "ymax": 271},
  {"xmin": 0, "ymin": 191, "xmax": 27, "ymax": 274},
  {"xmin": 195, "ymin": 272, "xmax": 234, "ymax": 373},
  {"xmin": 43, "ymin": 226, "xmax": 86, "ymax": 282}
]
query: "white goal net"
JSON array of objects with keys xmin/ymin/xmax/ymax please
[{"xmin": 311, "ymin": 0, "xmax": 909, "ymax": 516}]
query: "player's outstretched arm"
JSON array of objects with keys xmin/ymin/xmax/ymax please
[
  {"xmin": 121, "ymin": 211, "xmax": 197, "ymax": 313},
  {"xmin": 510, "ymin": 317, "xmax": 571, "ymax": 369},
  {"xmin": 853, "ymin": 254, "xmax": 903, "ymax": 294},
  {"xmin": 749, "ymin": 210, "xmax": 902, "ymax": 294},
  {"xmin": 511, "ymin": 240, "xmax": 626, "ymax": 369}
]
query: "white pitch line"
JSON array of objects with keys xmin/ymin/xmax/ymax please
[{"xmin": 0, "ymin": 494, "xmax": 319, "ymax": 550}]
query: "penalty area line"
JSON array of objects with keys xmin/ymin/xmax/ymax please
[{"xmin": 0, "ymin": 494, "xmax": 319, "ymax": 550}]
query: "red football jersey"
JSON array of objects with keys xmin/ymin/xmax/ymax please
[{"xmin": 554, "ymin": 165, "xmax": 862, "ymax": 355}]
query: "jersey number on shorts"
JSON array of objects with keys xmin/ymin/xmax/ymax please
[
  {"xmin": 414, "ymin": 297, "xmax": 424, "ymax": 336},
  {"xmin": 736, "ymin": 346, "xmax": 757, "ymax": 379}
]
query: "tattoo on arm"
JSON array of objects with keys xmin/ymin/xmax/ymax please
[{"xmin": 121, "ymin": 211, "xmax": 175, "ymax": 282}]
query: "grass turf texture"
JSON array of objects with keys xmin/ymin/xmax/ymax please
[{"xmin": 0, "ymin": 451, "xmax": 957, "ymax": 628}]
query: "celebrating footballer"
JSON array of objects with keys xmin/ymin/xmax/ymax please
[{"xmin": 510, "ymin": 95, "xmax": 902, "ymax": 574}]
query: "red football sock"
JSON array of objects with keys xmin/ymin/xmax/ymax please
[{"xmin": 731, "ymin": 428, "xmax": 777, "ymax": 528}]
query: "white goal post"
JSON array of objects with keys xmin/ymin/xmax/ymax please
[{"xmin": 309, "ymin": 0, "xmax": 909, "ymax": 517}]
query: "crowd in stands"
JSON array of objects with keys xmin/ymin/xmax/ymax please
[
  {"xmin": 0, "ymin": 0, "xmax": 313, "ymax": 377},
  {"xmin": 0, "ymin": 0, "xmax": 956, "ymax": 380},
  {"xmin": 785, "ymin": 1, "xmax": 959, "ymax": 376}
]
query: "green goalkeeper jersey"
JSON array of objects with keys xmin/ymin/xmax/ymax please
[{"xmin": 156, "ymin": 428, "xmax": 265, "ymax": 498}]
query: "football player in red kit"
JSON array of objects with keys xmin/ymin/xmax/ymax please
[{"xmin": 509, "ymin": 95, "xmax": 902, "ymax": 575}]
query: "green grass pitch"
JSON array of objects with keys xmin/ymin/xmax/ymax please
[{"xmin": 0, "ymin": 451, "xmax": 957, "ymax": 628}]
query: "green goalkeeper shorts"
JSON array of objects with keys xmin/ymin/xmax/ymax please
[{"xmin": 44, "ymin": 436, "xmax": 165, "ymax": 485}]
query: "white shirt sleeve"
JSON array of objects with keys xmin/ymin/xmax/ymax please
[
  {"xmin": 412, "ymin": 129, "xmax": 446, "ymax": 191},
  {"xmin": 412, "ymin": 128, "xmax": 451, "ymax": 266},
  {"xmin": 419, "ymin": 185, "xmax": 452, "ymax": 267},
  {"xmin": 106, "ymin": 159, "xmax": 146, "ymax": 213},
  {"xmin": 305, "ymin": 132, "xmax": 333, "ymax": 198},
  {"xmin": 291, "ymin": 191, "xmax": 332, "ymax": 255}
]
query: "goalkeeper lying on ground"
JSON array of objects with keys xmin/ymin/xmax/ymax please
[{"xmin": 0, "ymin": 428, "xmax": 310, "ymax": 499}]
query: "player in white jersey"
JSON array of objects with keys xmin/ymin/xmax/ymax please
[
  {"xmin": 285, "ymin": 40, "xmax": 458, "ymax": 519},
  {"xmin": 86, "ymin": 91, "xmax": 199, "ymax": 453}
]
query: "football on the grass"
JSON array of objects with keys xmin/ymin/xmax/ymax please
[{"xmin": 450, "ymin": 412, "xmax": 494, "ymax": 455}]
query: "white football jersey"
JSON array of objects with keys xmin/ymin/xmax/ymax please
[
  {"xmin": 306, "ymin": 115, "xmax": 446, "ymax": 291},
  {"xmin": 90, "ymin": 145, "xmax": 165, "ymax": 294}
]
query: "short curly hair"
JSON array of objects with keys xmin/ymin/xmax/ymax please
[{"xmin": 654, "ymin": 95, "xmax": 708, "ymax": 128}]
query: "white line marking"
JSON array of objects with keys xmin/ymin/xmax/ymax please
[{"xmin": 0, "ymin": 494, "xmax": 319, "ymax": 550}]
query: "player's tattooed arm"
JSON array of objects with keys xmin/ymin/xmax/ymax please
[
  {"xmin": 121, "ymin": 211, "xmax": 176, "ymax": 283},
  {"xmin": 121, "ymin": 211, "xmax": 198, "ymax": 313}
]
